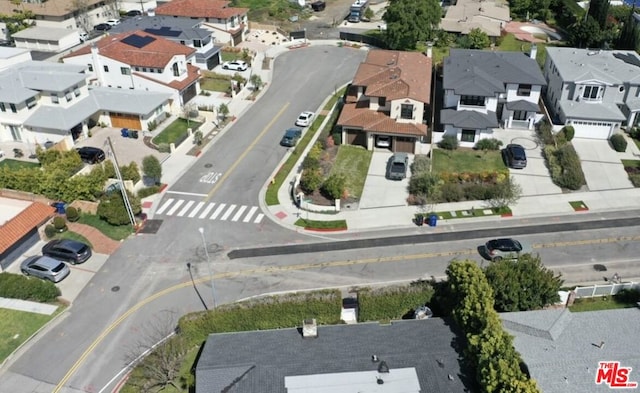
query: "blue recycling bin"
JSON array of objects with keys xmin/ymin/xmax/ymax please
[
  {"xmin": 121, "ymin": 128, "xmax": 129, "ymax": 138},
  {"xmin": 53, "ymin": 202, "xmax": 66, "ymax": 214},
  {"xmin": 428, "ymin": 214, "xmax": 438, "ymax": 227}
]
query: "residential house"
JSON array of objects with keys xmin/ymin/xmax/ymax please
[
  {"xmin": 0, "ymin": 197, "xmax": 55, "ymax": 270},
  {"xmin": 12, "ymin": 27, "xmax": 83, "ymax": 53},
  {"xmin": 337, "ymin": 50, "xmax": 432, "ymax": 154},
  {"xmin": 0, "ymin": 60, "xmax": 171, "ymax": 147},
  {"xmin": 63, "ymin": 30, "xmax": 200, "ymax": 111},
  {"xmin": 195, "ymin": 319, "xmax": 471, "ymax": 392},
  {"xmin": 154, "ymin": 0, "xmax": 249, "ymax": 46},
  {"xmin": 502, "ymin": 307, "xmax": 640, "ymax": 393},
  {"xmin": 438, "ymin": 48, "xmax": 546, "ymax": 148},
  {"xmin": 110, "ymin": 15, "xmax": 223, "ymax": 70},
  {"xmin": 0, "ymin": 0, "xmax": 119, "ymax": 34},
  {"xmin": 440, "ymin": 0, "xmax": 511, "ymax": 39},
  {"xmin": 544, "ymin": 47, "xmax": 640, "ymax": 139}
]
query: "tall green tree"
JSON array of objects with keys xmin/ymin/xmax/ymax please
[
  {"xmin": 616, "ymin": 7, "xmax": 640, "ymax": 50},
  {"xmin": 142, "ymin": 155, "xmax": 162, "ymax": 185},
  {"xmin": 588, "ymin": 0, "xmax": 610, "ymax": 29},
  {"xmin": 568, "ymin": 16, "xmax": 602, "ymax": 48},
  {"xmin": 383, "ymin": 0, "xmax": 442, "ymax": 50},
  {"xmin": 461, "ymin": 28, "xmax": 491, "ymax": 49},
  {"xmin": 484, "ymin": 254, "xmax": 563, "ymax": 312}
]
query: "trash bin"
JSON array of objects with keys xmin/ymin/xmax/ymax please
[
  {"xmin": 129, "ymin": 130, "xmax": 139, "ymax": 139},
  {"xmin": 53, "ymin": 202, "xmax": 66, "ymax": 214},
  {"xmin": 428, "ymin": 214, "xmax": 438, "ymax": 227},
  {"xmin": 121, "ymin": 128, "xmax": 129, "ymax": 138},
  {"xmin": 415, "ymin": 215, "xmax": 424, "ymax": 226}
]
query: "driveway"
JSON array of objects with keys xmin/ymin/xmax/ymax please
[
  {"xmin": 572, "ymin": 139, "xmax": 633, "ymax": 190},
  {"xmin": 359, "ymin": 151, "xmax": 411, "ymax": 208}
]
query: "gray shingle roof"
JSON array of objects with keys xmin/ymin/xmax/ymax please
[
  {"xmin": 0, "ymin": 61, "xmax": 87, "ymax": 103},
  {"xmin": 443, "ymin": 49, "xmax": 546, "ymax": 96},
  {"xmin": 506, "ymin": 100, "xmax": 540, "ymax": 112},
  {"xmin": 90, "ymin": 87, "xmax": 171, "ymax": 114},
  {"xmin": 24, "ymin": 95, "xmax": 98, "ymax": 130},
  {"xmin": 110, "ymin": 15, "xmax": 212, "ymax": 41},
  {"xmin": 546, "ymin": 47, "xmax": 640, "ymax": 85},
  {"xmin": 559, "ymin": 99, "xmax": 626, "ymax": 121},
  {"xmin": 502, "ymin": 308, "xmax": 640, "ymax": 393},
  {"xmin": 11, "ymin": 26, "xmax": 77, "ymax": 40},
  {"xmin": 440, "ymin": 108, "xmax": 499, "ymax": 128},
  {"xmin": 196, "ymin": 319, "xmax": 472, "ymax": 393}
]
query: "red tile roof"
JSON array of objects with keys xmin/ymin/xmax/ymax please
[
  {"xmin": 337, "ymin": 102, "xmax": 427, "ymax": 136},
  {"xmin": 155, "ymin": 0, "xmax": 248, "ymax": 19},
  {"xmin": 353, "ymin": 50, "xmax": 432, "ymax": 103},
  {"xmin": 0, "ymin": 202, "xmax": 55, "ymax": 254},
  {"xmin": 64, "ymin": 30, "xmax": 195, "ymax": 68}
]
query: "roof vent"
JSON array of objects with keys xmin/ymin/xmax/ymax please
[
  {"xmin": 387, "ymin": 59, "xmax": 396, "ymax": 66},
  {"xmin": 378, "ymin": 361, "xmax": 390, "ymax": 373},
  {"xmin": 376, "ymin": 377, "xmax": 384, "ymax": 385},
  {"xmin": 302, "ymin": 318, "xmax": 317, "ymax": 338}
]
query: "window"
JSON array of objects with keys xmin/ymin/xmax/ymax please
[
  {"xmin": 193, "ymin": 39, "xmax": 202, "ymax": 47},
  {"xmin": 400, "ymin": 103, "xmax": 413, "ymax": 119},
  {"xmin": 513, "ymin": 110, "xmax": 527, "ymax": 120},
  {"xmin": 52, "ymin": 93, "xmax": 59, "ymax": 103},
  {"xmin": 74, "ymin": 86, "xmax": 80, "ymax": 97},
  {"xmin": 0, "ymin": 102, "xmax": 5, "ymax": 112},
  {"xmin": 619, "ymin": 85, "xmax": 625, "ymax": 93},
  {"xmin": 103, "ymin": 65, "xmax": 109, "ymax": 72},
  {"xmin": 65, "ymin": 90, "xmax": 73, "ymax": 102},
  {"xmin": 9, "ymin": 103, "xmax": 16, "ymax": 113},
  {"xmin": 172, "ymin": 62, "xmax": 179, "ymax": 77},
  {"xmin": 583, "ymin": 85, "xmax": 601, "ymax": 100},
  {"xmin": 378, "ymin": 97, "xmax": 385, "ymax": 106},
  {"xmin": 461, "ymin": 129, "xmax": 475, "ymax": 143},
  {"xmin": 517, "ymin": 84, "xmax": 531, "ymax": 96},
  {"xmin": 26, "ymin": 97, "xmax": 36, "ymax": 109},
  {"xmin": 121, "ymin": 67, "xmax": 130, "ymax": 75},
  {"xmin": 87, "ymin": 64, "xmax": 93, "ymax": 72},
  {"xmin": 460, "ymin": 95, "xmax": 485, "ymax": 106},
  {"xmin": 143, "ymin": 67, "xmax": 147, "ymax": 72}
]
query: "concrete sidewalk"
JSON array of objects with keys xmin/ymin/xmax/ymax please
[{"xmin": 0, "ymin": 297, "xmax": 57, "ymax": 315}]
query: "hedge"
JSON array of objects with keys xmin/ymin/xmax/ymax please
[
  {"xmin": 543, "ymin": 144, "xmax": 586, "ymax": 190},
  {"xmin": 357, "ymin": 281, "xmax": 435, "ymax": 322},
  {"xmin": 0, "ymin": 272, "xmax": 60, "ymax": 302}
]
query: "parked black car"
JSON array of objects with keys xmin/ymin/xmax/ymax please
[
  {"xmin": 94, "ymin": 23, "xmax": 112, "ymax": 31},
  {"xmin": 42, "ymin": 239, "xmax": 92, "ymax": 264},
  {"xmin": 76, "ymin": 146, "xmax": 106, "ymax": 164},
  {"xmin": 126, "ymin": 9, "xmax": 143, "ymax": 17},
  {"xmin": 504, "ymin": 144, "xmax": 527, "ymax": 169},
  {"xmin": 280, "ymin": 128, "xmax": 302, "ymax": 147},
  {"xmin": 311, "ymin": 1, "xmax": 326, "ymax": 11}
]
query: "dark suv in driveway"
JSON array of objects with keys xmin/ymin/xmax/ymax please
[
  {"xmin": 504, "ymin": 144, "xmax": 527, "ymax": 169},
  {"xmin": 42, "ymin": 239, "xmax": 92, "ymax": 264},
  {"xmin": 76, "ymin": 146, "xmax": 106, "ymax": 164}
]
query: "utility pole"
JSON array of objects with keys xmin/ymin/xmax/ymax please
[{"xmin": 105, "ymin": 137, "xmax": 137, "ymax": 229}]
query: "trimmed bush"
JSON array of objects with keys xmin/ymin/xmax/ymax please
[
  {"xmin": 410, "ymin": 155, "xmax": 430, "ymax": 174},
  {"xmin": 53, "ymin": 216, "xmax": 67, "ymax": 232},
  {"xmin": 538, "ymin": 120, "xmax": 555, "ymax": 145},
  {"xmin": 0, "ymin": 272, "xmax": 60, "ymax": 302},
  {"xmin": 301, "ymin": 156, "xmax": 320, "ymax": 171},
  {"xmin": 97, "ymin": 190, "xmax": 142, "ymax": 225},
  {"xmin": 357, "ymin": 281, "xmax": 435, "ymax": 322},
  {"xmin": 474, "ymin": 138, "xmax": 503, "ymax": 151},
  {"xmin": 137, "ymin": 185, "xmax": 161, "ymax": 198},
  {"xmin": 544, "ymin": 144, "xmax": 586, "ymax": 190},
  {"xmin": 439, "ymin": 182, "xmax": 464, "ymax": 202},
  {"xmin": 44, "ymin": 224, "xmax": 56, "ymax": 239},
  {"xmin": 65, "ymin": 206, "xmax": 79, "ymax": 222},
  {"xmin": 610, "ymin": 133, "xmax": 628, "ymax": 152},
  {"xmin": 321, "ymin": 174, "xmax": 346, "ymax": 200},
  {"xmin": 157, "ymin": 143, "xmax": 170, "ymax": 153},
  {"xmin": 299, "ymin": 169, "xmax": 323, "ymax": 194},
  {"xmin": 560, "ymin": 125, "xmax": 575, "ymax": 141},
  {"xmin": 438, "ymin": 135, "xmax": 459, "ymax": 150}
]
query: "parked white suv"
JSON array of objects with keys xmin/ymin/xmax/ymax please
[
  {"xmin": 295, "ymin": 111, "xmax": 314, "ymax": 127},
  {"xmin": 222, "ymin": 60, "xmax": 248, "ymax": 71}
]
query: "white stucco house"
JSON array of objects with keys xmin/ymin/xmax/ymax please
[
  {"xmin": 11, "ymin": 27, "xmax": 83, "ymax": 53},
  {"xmin": 62, "ymin": 30, "xmax": 201, "ymax": 114},
  {"xmin": 437, "ymin": 47, "xmax": 546, "ymax": 148},
  {"xmin": 544, "ymin": 47, "xmax": 640, "ymax": 139}
]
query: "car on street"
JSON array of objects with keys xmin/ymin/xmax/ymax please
[
  {"xmin": 76, "ymin": 146, "xmax": 106, "ymax": 164},
  {"xmin": 42, "ymin": 239, "xmax": 92, "ymax": 264},
  {"xmin": 280, "ymin": 128, "xmax": 302, "ymax": 147},
  {"xmin": 504, "ymin": 144, "xmax": 527, "ymax": 169},
  {"xmin": 222, "ymin": 60, "xmax": 248, "ymax": 71},
  {"xmin": 295, "ymin": 111, "xmax": 315, "ymax": 127},
  {"xmin": 105, "ymin": 19, "xmax": 121, "ymax": 26},
  {"xmin": 376, "ymin": 135, "xmax": 391, "ymax": 148},
  {"xmin": 79, "ymin": 32, "xmax": 90, "ymax": 42},
  {"xmin": 481, "ymin": 238, "xmax": 532, "ymax": 261},
  {"xmin": 94, "ymin": 23, "xmax": 112, "ymax": 31},
  {"xmin": 125, "ymin": 9, "xmax": 143, "ymax": 17},
  {"xmin": 387, "ymin": 153, "xmax": 409, "ymax": 180},
  {"xmin": 21, "ymin": 255, "xmax": 70, "ymax": 283}
]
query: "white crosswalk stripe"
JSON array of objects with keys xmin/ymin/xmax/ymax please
[{"xmin": 155, "ymin": 199, "xmax": 264, "ymax": 224}]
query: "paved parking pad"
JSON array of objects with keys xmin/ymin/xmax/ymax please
[
  {"xmin": 359, "ymin": 152, "xmax": 411, "ymax": 209},
  {"xmin": 509, "ymin": 146, "xmax": 562, "ymax": 196},
  {"xmin": 572, "ymin": 139, "xmax": 633, "ymax": 190}
]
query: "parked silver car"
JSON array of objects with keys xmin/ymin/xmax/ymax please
[
  {"xmin": 21, "ymin": 256, "xmax": 70, "ymax": 283},
  {"xmin": 481, "ymin": 238, "xmax": 532, "ymax": 262}
]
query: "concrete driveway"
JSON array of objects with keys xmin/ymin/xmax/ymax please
[
  {"xmin": 359, "ymin": 151, "xmax": 411, "ymax": 208},
  {"xmin": 572, "ymin": 139, "xmax": 633, "ymax": 190}
]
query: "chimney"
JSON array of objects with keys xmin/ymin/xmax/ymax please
[
  {"xmin": 529, "ymin": 44, "xmax": 537, "ymax": 59},
  {"xmin": 302, "ymin": 318, "xmax": 318, "ymax": 338}
]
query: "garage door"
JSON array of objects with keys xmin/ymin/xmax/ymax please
[
  {"xmin": 346, "ymin": 130, "xmax": 367, "ymax": 148},
  {"xmin": 110, "ymin": 113, "xmax": 141, "ymax": 130},
  {"xmin": 570, "ymin": 121, "xmax": 614, "ymax": 139},
  {"xmin": 393, "ymin": 136, "xmax": 415, "ymax": 153},
  {"xmin": 182, "ymin": 84, "xmax": 197, "ymax": 104}
]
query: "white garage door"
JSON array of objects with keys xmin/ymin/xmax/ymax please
[{"xmin": 569, "ymin": 121, "xmax": 614, "ymax": 139}]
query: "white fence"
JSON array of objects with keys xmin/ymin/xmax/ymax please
[{"xmin": 573, "ymin": 282, "xmax": 640, "ymax": 298}]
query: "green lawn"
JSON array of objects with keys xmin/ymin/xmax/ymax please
[
  {"xmin": 200, "ymin": 72, "xmax": 232, "ymax": 92},
  {"xmin": 0, "ymin": 159, "xmax": 40, "ymax": 170},
  {"xmin": 294, "ymin": 218, "xmax": 347, "ymax": 230},
  {"xmin": 569, "ymin": 296, "xmax": 639, "ymax": 312},
  {"xmin": 77, "ymin": 213, "xmax": 133, "ymax": 241},
  {"xmin": 329, "ymin": 145, "xmax": 372, "ymax": 198},
  {"xmin": 497, "ymin": 34, "xmax": 548, "ymax": 67},
  {"xmin": 432, "ymin": 148, "xmax": 506, "ymax": 174},
  {"xmin": 152, "ymin": 118, "xmax": 202, "ymax": 146},
  {"xmin": 0, "ymin": 308, "xmax": 58, "ymax": 362},
  {"xmin": 622, "ymin": 159, "xmax": 640, "ymax": 168}
]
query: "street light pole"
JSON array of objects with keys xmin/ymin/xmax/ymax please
[{"xmin": 198, "ymin": 227, "xmax": 216, "ymax": 309}]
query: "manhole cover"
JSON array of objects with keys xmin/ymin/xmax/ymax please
[
  {"xmin": 204, "ymin": 163, "xmax": 213, "ymax": 168},
  {"xmin": 111, "ymin": 286, "xmax": 120, "ymax": 292},
  {"xmin": 593, "ymin": 264, "xmax": 607, "ymax": 272}
]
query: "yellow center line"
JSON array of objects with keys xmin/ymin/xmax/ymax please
[
  {"xmin": 55, "ymin": 235, "xmax": 640, "ymax": 391},
  {"xmin": 205, "ymin": 102, "xmax": 290, "ymax": 201}
]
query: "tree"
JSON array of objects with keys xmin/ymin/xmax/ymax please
[
  {"xmin": 588, "ymin": 0, "xmax": 610, "ymax": 29},
  {"xmin": 182, "ymin": 102, "xmax": 197, "ymax": 128},
  {"xmin": 616, "ymin": 8, "xmax": 640, "ymax": 50},
  {"xmin": 142, "ymin": 155, "xmax": 162, "ymax": 185},
  {"xmin": 321, "ymin": 173, "xmax": 346, "ymax": 199},
  {"xmin": 446, "ymin": 260, "xmax": 496, "ymax": 335},
  {"xmin": 71, "ymin": 0, "xmax": 92, "ymax": 34},
  {"xmin": 463, "ymin": 28, "xmax": 491, "ymax": 49},
  {"xmin": 487, "ymin": 176, "xmax": 522, "ymax": 209},
  {"xmin": 484, "ymin": 254, "xmax": 563, "ymax": 312},
  {"xmin": 250, "ymin": 74, "xmax": 264, "ymax": 91},
  {"xmin": 218, "ymin": 103, "xmax": 230, "ymax": 121},
  {"xmin": 568, "ymin": 16, "xmax": 602, "ymax": 48},
  {"xmin": 383, "ymin": 0, "xmax": 442, "ymax": 50}
]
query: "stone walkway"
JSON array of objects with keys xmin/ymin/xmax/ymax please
[{"xmin": 67, "ymin": 222, "xmax": 122, "ymax": 255}]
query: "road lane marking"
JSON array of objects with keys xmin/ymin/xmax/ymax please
[
  {"xmin": 231, "ymin": 205, "xmax": 247, "ymax": 222},
  {"xmin": 166, "ymin": 200, "xmax": 184, "ymax": 216},
  {"xmin": 177, "ymin": 200, "xmax": 194, "ymax": 217},
  {"xmin": 205, "ymin": 102, "xmax": 290, "ymax": 201},
  {"xmin": 155, "ymin": 198, "xmax": 174, "ymax": 215},
  {"xmin": 243, "ymin": 206, "xmax": 258, "ymax": 222},
  {"xmin": 210, "ymin": 203, "xmax": 226, "ymax": 219},
  {"xmin": 188, "ymin": 202, "xmax": 205, "ymax": 218},
  {"xmin": 199, "ymin": 203, "xmax": 215, "ymax": 219},
  {"xmin": 220, "ymin": 204, "xmax": 236, "ymax": 221},
  {"xmin": 165, "ymin": 191, "xmax": 208, "ymax": 197},
  {"xmin": 254, "ymin": 213, "xmax": 264, "ymax": 223}
]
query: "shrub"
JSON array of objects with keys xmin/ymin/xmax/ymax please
[
  {"xmin": 120, "ymin": 162, "xmax": 141, "ymax": 183},
  {"xmin": 410, "ymin": 155, "xmax": 430, "ymax": 174},
  {"xmin": 560, "ymin": 125, "xmax": 575, "ymax": 141},
  {"xmin": 65, "ymin": 206, "xmax": 79, "ymax": 222},
  {"xmin": 538, "ymin": 120, "xmax": 555, "ymax": 145},
  {"xmin": 332, "ymin": 131, "xmax": 342, "ymax": 145},
  {"xmin": 438, "ymin": 135, "xmax": 458, "ymax": 150},
  {"xmin": 44, "ymin": 224, "xmax": 56, "ymax": 239},
  {"xmin": 610, "ymin": 133, "xmax": 628, "ymax": 152},
  {"xmin": 308, "ymin": 142, "xmax": 323, "ymax": 160},
  {"xmin": 157, "ymin": 143, "xmax": 170, "ymax": 153},
  {"xmin": 137, "ymin": 185, "xmax": 161, "ymax": 198},
  {"xmin": 142, "ymin": 155, "xmax": 162, "ymax": 185},
  {"xmin": 408, "ymin": 172, "xmax": 440, "ymax": 199},
  {"xmin": 439, "ymin": 182, "xmax": 464, "ymax": 202},
  {"xmin": 53, "ymin": 216, "xmax": 67, "ymax": 232},
  {"xmin": 462, "ymin": 183, "xmax": 491, "ymax": 200},
  {"xmin": 556, "ymin": 144, "xmax": 586, "ymax": 190},
  {"xmin": 299, "ymin": 169, "xmax": 323, "ymax": 193},
  {"xmin": 301, "ymin": 156, "xmax": 320, "ymax": 171},
  {"xmin": 0, "ymin": 272, "xmax": 60, "ymax": 302},
  {"xmin": 615, "ymin": 288, "xmax": 640, "ymax": 303},
  {"xmin": 629, "ymin": 173, "xmax": 640, "ymax": 187},
  {"xmin": 629, "ymin": 127, "xmax": 640, "ymax": 140},
  {"xmin": 97, "ymin": 190, "xmax": 142, "ymax": 225},
  {"xmin": 357, "ymin": 281, "xmax": 435, "ymax": 322},
  {"xmin": 147, "ymin": 120, "xmax": 157, "ymax": 131},
  {"xmin": 321, "ymin": 174, "xmax": 346, "ymax": 200},
  {"xmin": 474, "ymin": 138, "xmax": 503, "ymax": 151}
]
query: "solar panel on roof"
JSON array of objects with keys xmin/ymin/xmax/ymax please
[
  {"xmin": 144, "ymin": 27, "xmax": 181, "ymax": 37},
  {"xmin": 121, "ymin": 34, "xmax": 156, "ymax": 48}
]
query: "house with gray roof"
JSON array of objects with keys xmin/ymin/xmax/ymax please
[
  {"xmin": 502, "ymin": 308, "xmax": 640, "ymax": 393},
  {"xmin": 110, "ymin": 15, "xmax": 222, "ymax": 70},
  {"xmin": 544, "ymin": 47, "xmax": 640, "ymax": 139},
  {"xmin": 195, "ymin": 318, "xmax": 474, "ymax": 392},
  {"xmin": 0, "ymin": 61, "xmax": 170, "ymax": 149},
  {"xmin": 437, "ymin": 48, "xmax": 546, "ymax": 147}
]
